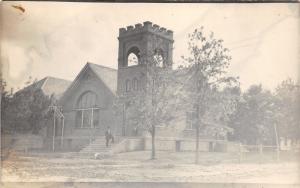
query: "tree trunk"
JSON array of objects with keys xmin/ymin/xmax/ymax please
[
  {"xmin": 195, "ymin": 104, "xmax": 200, "ymax": 164},
  {"xmin": 151, "ymin": 125, "xmax": 156, "ymax": 160},
  {"xmin": 195, "ymin": 124, "xmax": 199, "ymax": 164}
]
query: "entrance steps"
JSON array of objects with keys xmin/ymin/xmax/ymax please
[{"xmin": 79, "ymin": 136, "xmax": 124, "ymax": 157}]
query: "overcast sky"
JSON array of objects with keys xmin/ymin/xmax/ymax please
[{"xmin": 1, "ymin": 2, "xmax": 299, "ymax": 91}]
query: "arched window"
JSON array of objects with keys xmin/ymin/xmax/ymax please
[
  {"xmin": 153, "ymin": 49, "xmax": 164, "ymax": 67},
  {"xmin": 75, "ymin": 91, "xmax": 100, "ymax": 128},
  {"xmin": 127, "ymin": 47, "xmax": 140, "ymax": 66},
  {"xmin": 76, "ymin": 91, "xmax": 97, "ymax": 109},
  {"xmin": 132, "ymin": 78, "xmax": 138, "ymax": 91},
  {"xmin": 125, "ymin": 79, "xmax": 131, "ymax": 92}
]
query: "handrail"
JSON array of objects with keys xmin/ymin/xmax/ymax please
[
  {"xmin": 49, "ymin": 105, "xmax": 65, "ymax": 151},
  {"xmin": 49, "ymin": 105, "xmax": 65, "ymax": 119}
]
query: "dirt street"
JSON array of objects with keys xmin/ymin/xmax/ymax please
[{"xmin": 1, "ymin": 151, "xmax": 299, "ymax": 183}]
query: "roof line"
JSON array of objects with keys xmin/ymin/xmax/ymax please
[
  {"xmin": 44, "ymin": 76, "xmax": 71, "ymax": 82},
  {"xmin": 60, "ymin": 62, "xmax": 118, "ymax": 103},
  {"xmin": 87, "ymin": 62, "xmax": 117, "ymax": 71},
  {"xmin": 40, "ymin": 77, "xmax": 49, "ymax": 91},
  {"xmin": 87, "ymin": 65, "xmax": 117, "ymax": 96},
  {"xmin": 59, "ymin": 63, "xmax": 90, "ymax": 103}
]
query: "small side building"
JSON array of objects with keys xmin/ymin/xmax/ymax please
[{"xmin": 2, "ymin": 76, "xmax": 71, "ymax": 152}]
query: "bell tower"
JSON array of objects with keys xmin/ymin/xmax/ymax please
[{"xmin": 117, "ymin": 21, "xmax": 174, "ymax": 94}]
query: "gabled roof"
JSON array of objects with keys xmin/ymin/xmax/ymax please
[
  {"xmin": 60, "ymin": 62, "xmax": 117, "ymax": 103},
  {"xmin": 41, "ymin": 77, "xmax": 72, "ymax": 98},
  {"xmin": 87, "ymin": 62, "xmax": 117, "ymax": 94},
  {"xmin": 17, "ymin": 76, "xmax": 72, "ymax": 99}
]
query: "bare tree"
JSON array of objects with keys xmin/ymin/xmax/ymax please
[{"xmin": 180, "ymin": 27, "xmax": 238, "ymax": 164}]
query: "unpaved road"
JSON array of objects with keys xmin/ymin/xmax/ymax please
[{"xmin": 1, "ymin": 151, "xmax": 299, "ymax": 183}]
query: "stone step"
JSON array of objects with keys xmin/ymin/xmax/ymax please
[
  {"xmin": 81, "ymin": 147, "xmax": 111, "ymax": 151},
  {"xmin": 84, "ymin": 144, "xmax": 111, "ymax": 147},
  {"xmin": 85, "ymin": 142, "xmax": 109, "ymax": 145},
  {"xmin": 84, "ymin": 144, "xmax": 108, "ymax": 147},
  {"xmin": 61, "ymin": 152, "xmax": 112, "ymax": 159},
  {"xmin": 82, "ymin": 148, "xmax": 109, "ymax": 151},
  {"xmin": 82, "ymin": 145, "xmax": 111, "ymax": 148},
  {"xmin": 79, "ymin": 137, "xmax": 124, "ymax": 154},
  {"xmin": 80, "ymin": 146, "xmax": 112, "ymax": 152},
  {"xmin": 83, "ymin": 147, "xmax": 109, "ymax": 150}
]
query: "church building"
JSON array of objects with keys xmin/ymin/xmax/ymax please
[{"xmin": 44, "ymin": 21, "xmax": 220, "ymax": 153}]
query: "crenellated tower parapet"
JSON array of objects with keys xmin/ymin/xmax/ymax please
[{"xmin": 118, "ymin": 21, "xmax": 173, "ymax": 41}]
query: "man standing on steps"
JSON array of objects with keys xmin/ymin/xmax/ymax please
[{"xmin": 105, "ymin": 126, "xmax": 113, "ymax": 147}]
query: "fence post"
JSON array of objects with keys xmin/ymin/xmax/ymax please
[
  {"xmin": 52, "ymin": 111, "xmax": 56, "ymax": 152},
  {"xmin": 61, "ymin": 116, "xmax": 64, "ymax": 149},
  {"xmin": 274, "ymin": 123, "xmax": 280, "ymax": 162},
  {"xmin": 259, "ymin": 144, "xmax": 263, "ymax": 163},
  {"xmin": 239, "ymin": 143, "xmax": 242, "ymax": 163},
  {"xmin": 276, "ymin": 146, "xmax": 280, "ymax": 162}
]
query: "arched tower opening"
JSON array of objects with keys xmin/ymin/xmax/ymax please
[
  {"xmin": 127, "ymin": 46, "xmax": 140, "ymax": 66},
  {"xmin": 153, "ymin": 48, "xmax": 164, "ymax": 67}
]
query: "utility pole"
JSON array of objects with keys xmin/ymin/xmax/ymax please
[
  {"xmin": 274, "ymin": 123, "xmax": 280, "ymax": 162},
  {"xmin": 151, "ymin": 78, "xmax": 156, "ymax": 160},
  {"xmin": 195, "ymin": 65, "xmax": 201, "ymax": 164},
  {"xmin": 195, "ymin": 106, "xmax": 200, "ymax": 164},
  {"xmin": 61, "ymin": 116, "xmax": 64, "ymax": 149},
  {"xmin": 52, "ymin": 110, "xmax": 56, "ymax": 152}
]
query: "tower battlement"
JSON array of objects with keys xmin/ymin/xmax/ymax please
[
  {"xmin": 119, "ymin": 21, "xmax": 173, "ymax": 40},
  {"xmin": 117, "ymin": 21, "xmax": 174, "ymax": 93}
]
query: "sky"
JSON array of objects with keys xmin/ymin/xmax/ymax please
[{"xmin": 1, "ymin": 2, "xmax": 299, "ymax": 91}]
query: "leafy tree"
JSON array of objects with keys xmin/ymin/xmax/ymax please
[
  {"xmin": 274, "ymin": 78, "xmax": 300, "ymax": 143},
  {"xmin": 229, "ymin": 85, "xmax": 277, "ymax": 145},
  {"xmin": 180, "ymin": 27, "xmax": 238, "ymax": 163},
  {"xmin": 1, "ymin": 79, "xmax": 15, "ymax": 133},
  {"xmin": 1, "ymin": 77, "xmax": 54, "ymax": 134},
  {"xmin": 204, "ymin": 86, "xmax": 241, "ymax": 139}
]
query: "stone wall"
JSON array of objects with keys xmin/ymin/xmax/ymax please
[
  {"xmin": 144, "ymin": 137, "xmax": 210, "ymax": 152},
  {"xmin": 2, "ymin": 134, "xmax": 44, "ymax": 151},
  {"xmin": 112, "ymin": 137, "xmax": 144, "ymax": 153},
  {"xmin": 143, "ymin": 137, "xmax": 239, "ymax": 153}
]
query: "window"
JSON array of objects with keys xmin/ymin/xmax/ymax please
[
  {"xmin": 186, "ymin": 111, "xmax": 197, "ymax": 130},
  {"xmin": 75, "ymin": 91, "xmax": 101, "ymax": 128},
  {"xmin": 77, "ymin": 91, "xmax": 97, "ymax": 109},
  {"xmin": 93, "ymin": 109, "xmax": 100, "ymax": 128},
  {"xmin": 82, "ymin": 110, "xmax": 92, "ymax": 128},
  {"xmin": 132, "ymin": 78, "xmax": 138, "ymax": 91},
  {"xmin": 75, "ymin": 111, "xmax": 82, "ymax": 128},
  {"xmin": 125, "ymin": 79, "xmax": 131, "ymax": 92}
]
